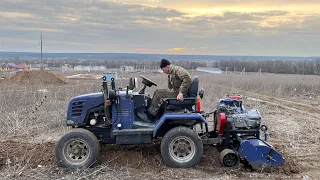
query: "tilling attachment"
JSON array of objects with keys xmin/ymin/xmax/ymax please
[{"xmin": 237, "ymin": 137, "xmax": 285, "ymax": 170}]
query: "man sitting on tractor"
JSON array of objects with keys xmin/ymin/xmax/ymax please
[{"xmin": 137, "ymin": 59, "xmax": 193, "ymax": 121}]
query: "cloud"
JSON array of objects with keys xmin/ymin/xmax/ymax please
[
  {"xmin": 160, "ymin": 0, "xmax": 320, "ymax": 13},
  {"xmin": 0, "ymin": 0, "xmax": 319, "ymax": 56},
  {"xmin": 133, "ymin": 48, "xmax": 161, "ymax": 53},
  {"xmin": 167, "ymin": 47, "xmax": 185, "ymax": 53},
  {"xmin": 165, "ymin": 47, "xmax": 201, "ymax": 54},
  {"xmin": 0, "ymin": 11, "xmax": 34, "ymax": 18}
]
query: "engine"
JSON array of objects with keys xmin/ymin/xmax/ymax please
[
  {"xmin": 226, "ymin": 109, "xmax": 261, "ymax": 129},
  {"xmin": 215, "ymin": 94, "xmax": 261, "ymax": 131}
]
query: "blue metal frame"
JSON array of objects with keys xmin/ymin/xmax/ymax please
[
  {"xmin": 153, "ymin": 113, "xmax": 207, "ymax": 137},
  {"xmin": 111, "ymin": 91, "xmax": 136, "ymax": 129}
]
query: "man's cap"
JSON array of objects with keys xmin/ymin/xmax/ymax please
[{"xmin": 160, "ymin": 59, "xmax": 171, "ymax": 68}]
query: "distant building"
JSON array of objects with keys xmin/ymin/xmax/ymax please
[
  {"xmin": 91, "ymin": 66, "xmax": 107, "ymax": 70},
  {"xmin": 30, "ymin": 64, "xmax": 48, "ymax": 70},
  {"xmin": 196, "ymin": 67, "xmax": 223, "ymax": 74},
  {"xmin": 74, "ymin": 65, "xmax": 89, "ymax": 71},
  {"xmin": 120, "ymin": 66, "xmax": 134, "ymax": 72},
  {"xmin": 0, "ymin": 63, "xmax": 7, "ymax": 70},
  {"xmin": 62, "ymin": 64, "xmax": 72, "ymax": 71},
  {"xmin": 1, "ymin": 62, "xmax": 20, "ymax": 71},
  {"xmin": 73, "ymin": 65, "xmax": 106, "ymax": 71},
  {"xmin": 7, "ymin": 62, "xmax": 16, "ymax": 68},
  {"xmin": 30, "ymin": 64, "xmax": 41, "ymax": 70},
  {"xmin": 6, "ymin": 62, "xmax": 17, "ymax": 70},
  {"xmin": 15, "ymin": 64, "xmax": 28, "ymax": 70}
]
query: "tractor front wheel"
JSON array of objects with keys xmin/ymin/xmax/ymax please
[
  {"xmin": 55, "ymin": 128, "xmax": 100, "ymax": 169},
  {"xmin": 161, "ymin": 126, "xmax": 203, "ymax": 168}
]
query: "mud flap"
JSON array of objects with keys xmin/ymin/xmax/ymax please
[{"xmin": 237, "ymin": 138, "xmax": 285, "ymax": 170}]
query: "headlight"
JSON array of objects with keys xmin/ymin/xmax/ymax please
[
  {"xmin": 260, "ymin": 125, "xmax": 268, "ymax": 132},
  {"xmin": 66, "ymin": 120, "xmax": 75, "ymax": 125}
]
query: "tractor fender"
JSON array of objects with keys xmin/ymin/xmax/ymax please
[{"xmin": 153, "ymin": 113, "xmax": 207, "ymax": 137}]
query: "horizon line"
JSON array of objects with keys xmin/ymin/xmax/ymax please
[{"xmin": 0, "ymin": 51, "xmax": 319, "ymax": 58}]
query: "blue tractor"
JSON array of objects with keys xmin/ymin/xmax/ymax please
[{"xmin": 55, "ymin": 75, "xmax": 285, "ymax": 170}]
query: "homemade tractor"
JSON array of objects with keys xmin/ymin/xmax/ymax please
[{"xmin": 55, "ymin": 75, "xmax": 285, "ymax": 170}]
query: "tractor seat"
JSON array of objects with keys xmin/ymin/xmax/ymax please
[
  {"xmin": 163, "ymin": 76, "xmax": 199, "ymax": 111},
  {"xmin": 188, "ymin": 76, "xmax": 199, "ymax": 98}
]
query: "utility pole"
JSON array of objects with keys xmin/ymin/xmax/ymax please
[
  {"xmin": 40, "ymin": 33, "xmax": 43, "ymax": 69},
  {"xmin": 256, "ymin": 68, "xmax": 261, "ymax": 75},
  {"xmin": 241, "ymin": 67, "xmax": 246, "ymax": 75}
]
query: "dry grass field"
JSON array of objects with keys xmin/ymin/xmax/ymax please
[{"xmin": 0, "ymin": 70, "xmax": 319, "ymax": 180}]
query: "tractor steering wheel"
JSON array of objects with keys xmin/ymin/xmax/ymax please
[{"xmin": 140, "ymin": 75, "xmax": 157, "ymax": 87}]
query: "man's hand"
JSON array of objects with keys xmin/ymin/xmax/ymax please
[{"xmin": 177, "ymin": 92, "xmax": 184, "ymax": 101}]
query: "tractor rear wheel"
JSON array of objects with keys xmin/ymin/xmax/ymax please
[
  {"xmin": 55, "ymin": 128, "xmax": 100, "ymax": 169},
  {"xmin": 161, "ymin": 126, "xmax": 203, "ymax": 168}
]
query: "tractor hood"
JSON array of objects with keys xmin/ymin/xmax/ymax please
[
  {"xmin": 66, "ymin": 92, "xmax": 104, "ymax": 125},
  {"xmin": 71, "ymin": 92, "xmax": 104, "ymax": 103}
]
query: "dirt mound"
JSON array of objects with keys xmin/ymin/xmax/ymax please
[{"xmin": 8, "ymin": 70, "xmax": 67, "ymax": 85}]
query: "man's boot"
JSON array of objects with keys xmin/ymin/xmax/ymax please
[
  {"xmin": 147, "ymin": 106, "xmax": 158, "ymax": 119},
  {"xmin": 136, "ymin": 111, "xmax": 151, "ymax": 122}
]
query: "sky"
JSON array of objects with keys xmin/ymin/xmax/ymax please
[{"xmin": 0, "ymin": 0, "xmax": 320, "ymax": 56}]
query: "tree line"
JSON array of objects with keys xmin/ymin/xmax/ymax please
[
  {"xmin": 210, "ymin": 59, "xmax": 320, "ymax": 75},
  {"xmin": 1, "ymin": 57, "xmax": 320, "ymax": 75}
]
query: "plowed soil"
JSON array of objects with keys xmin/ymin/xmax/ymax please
[{"xmin": 0, "ymin": 140, "xmax": 303, "ymax": 179}]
